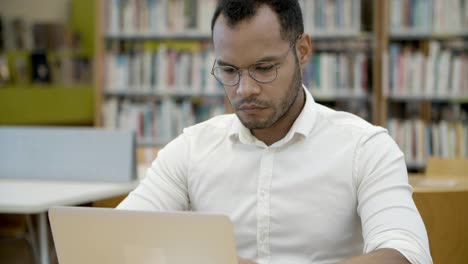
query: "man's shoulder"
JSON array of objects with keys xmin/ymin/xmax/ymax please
[{"xmin": 315, "ymin": 103, "xmax": 385, "ymax": 139}]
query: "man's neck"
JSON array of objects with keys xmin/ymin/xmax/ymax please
[{"xmin": 251, "ymin": 89, "xmax": 306, "ymax": 146}]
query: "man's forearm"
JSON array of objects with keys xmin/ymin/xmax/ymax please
[{"xmin": 338, "ymin": 248, "xmax": 410, "ymax": 264}]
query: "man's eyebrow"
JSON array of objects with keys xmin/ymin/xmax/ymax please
[
  {"xmin": 216, "ymin": 55, "xmax": 283, "ymax": 68},
  {"xmin": 216, "ymin": 60, "xmax": 237, "ymax": 67},
  {"xmin": 256, "ymin": 55, "xmax": 283, "ymax": 63}
]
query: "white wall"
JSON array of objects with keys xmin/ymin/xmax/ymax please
[
  {"xmin": 0, "ymin": 0, "xmax": 71, "ymax": 50},
  {"xmin": 0, "ymin": 0, "xmax": 70, "ymax": 22}
]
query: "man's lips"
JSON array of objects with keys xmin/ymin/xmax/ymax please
[{"xmin": 238, "ymin": 104, "xmax": 267, "ymax": 113}]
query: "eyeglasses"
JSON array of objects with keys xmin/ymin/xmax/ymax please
[{"xmin": 211, "ymin": 36, "xmax": 300, "ymax": 86}]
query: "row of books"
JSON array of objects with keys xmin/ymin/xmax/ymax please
[
  {"xmin": 0, "ymin": 51, "xmax": 92, "ymax": 85},
  {"xmin": 387, "ymin": 119, "xmax": 468, "ymax": 166},
  {"xmin": 105, "ymin": 44, "xmax": 220, "ymax": 93},
  {"xmin": 303, "ymin": 52, "xmax": 370, "ymax": 98},
  {"xmin": 390, "ymin": 0, "xmax": 468, "ymax": 34},
  {"xmin": 298, "ymin": 0, "xmax": 362, "ymax": 35},
  {"xmin": 106, "ymin": 0, "xmax": 365, "ymax": 37},
  {"xmin": 106, "ymin": 0, "xmax": 216, "ymax": 35},
  {"xmin": 385, "ymin": 41, "xmax": 468, "ymax": 98},
  {"xmin": 103, "ymin": 97, "xmax": 225, "ymax": 144},
  {"xmin": 0, "ymin": 16, "xmax": 83, "ymax": 51}
]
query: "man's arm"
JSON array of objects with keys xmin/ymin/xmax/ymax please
[
  {"xmin": 238, "ymin": 249, "xmax": 409, "ymax": 264},
  {"xmin": 354, "ymin": 130, "xmax": 432, "ymax": 264},
  {"xmin": 237, "ymin": 256, "xmax": 257, "ymax": 264},
  {"xmin": 338, "ymin": 248, "xmax": 410, "ymax": 264},
  {"xmin": 117, "ymin": 132, "xmax": 190, "ymax": 211}
]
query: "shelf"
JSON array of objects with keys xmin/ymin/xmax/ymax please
[
  {"xmin": 386, "ymin": 94, "xmax": 468, "ymax": 103},
  {"xmin": 309, "ymin": 31, "xmax": 372, "ymax": 40},
  {"xmin": 390, "ymin": 30, "xmax": 468, "ymax": 40},
  {"xmin": 0, "ymin": 85, "xmax": 95, "ymax": 125},
  {"xmin": 310, "ymin": 89, "xmax": 370, "ymax": 102},
  {"xmin": 105, "ymin": 89, "xmax": 225, "ymax": 98},
  {"xmin": 137, "ymin": 138, "xmax": 169, "ymax": 147},
  {"xmin": 105, "ymin": 32, "xmax": 212, "ymax": 41},
  {"xmin": 106, "ymin": 31, "xmax": 374, "ymax": 42}
]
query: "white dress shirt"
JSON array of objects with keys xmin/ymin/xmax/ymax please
[{"xmin": 118, "ymin": 86, "xmax": 432, "ymax": 264}]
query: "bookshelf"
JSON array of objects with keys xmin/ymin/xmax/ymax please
[
  {"xmin": 95, "ymin": 0, "xmax": 467, "ymax": 171},
  {"xmin": 95, "ymin": 0, "xmax": 225, "ymax": 146},
  {"xmin": 96, "ymin": 0, "xmax": 377, "ymax": 145},
  {"xmin": 299, "ymin": 0, "xmax": 375, "ymax": 122},
  {"xmin": 382, "ymin": 0, "xmax": 468, "ymax": 171}
]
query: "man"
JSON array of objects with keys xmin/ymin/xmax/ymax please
[{"xmin": 118, "ymin": 1, "xmax": 432, "ymax": 263}]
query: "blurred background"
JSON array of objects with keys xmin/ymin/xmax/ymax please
[{"xmin": 0, "ymin": 0, "xmax": 467, "ymax": 263}]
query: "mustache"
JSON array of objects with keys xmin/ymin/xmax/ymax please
[{"xmin": 234, "ymin": 98, "xmax": 269, "ymax": 109}]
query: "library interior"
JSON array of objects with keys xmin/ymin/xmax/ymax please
[{"xmin": 0, "ymin": 0, "xmax": 467, "ymax": 263}]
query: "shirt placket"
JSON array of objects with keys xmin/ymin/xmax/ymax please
[{"xmin": 257, "ymin": 147, "xmax": 274, "ymax": 263}]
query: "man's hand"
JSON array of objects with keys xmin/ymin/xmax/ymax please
[{"xmin": 238, "ymin": 256, "xmax": 257, "ymax": 264}]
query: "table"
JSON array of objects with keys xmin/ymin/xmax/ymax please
[
  {"xmin": 0, "ymin": 179, "xmax": 137, "ymax": 264},
  {"xmin": 409, "ymin": 174, "xmax": 468, "ymax": 192},
  {"xmin": 409, "ymin": 174, "xmax": 468, "ymax": 264}
]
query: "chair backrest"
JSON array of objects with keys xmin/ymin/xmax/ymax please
[
  {"xmin": 0, "ymin": 126, "xmax": 136, "ymax": 182},
  {"xmin": 425, "ymin": 157, "xmax": 468, "ymax": 177}
]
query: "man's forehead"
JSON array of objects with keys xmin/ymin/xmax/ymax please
[{"xmin": 212, "ymin": 5, "xmax": 284, "ymax": 46}]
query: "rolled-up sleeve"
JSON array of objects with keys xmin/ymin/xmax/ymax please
[
  {"xmin": 355, "ymin": 130, "xmax": 432, "ymax": 264},
  {"xmin": 117, "ymin": 130, "xmax": 190, "ymax": 211}
]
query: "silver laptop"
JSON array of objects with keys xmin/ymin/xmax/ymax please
[{"xmin": 49, "ymin": 206, "xmax": 238, "ymax": 264}]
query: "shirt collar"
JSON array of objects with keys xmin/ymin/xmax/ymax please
[{"xmin": 228, "ymin": 84, "xmax": 317, "ymax": 145}]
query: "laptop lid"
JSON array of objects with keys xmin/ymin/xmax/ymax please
[{"xmin": 49, "ymin": 206, "xmax": 238, "ymax": 264}]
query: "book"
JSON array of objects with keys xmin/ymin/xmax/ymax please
[
  {"xmin": 31, "ymin": 52, "xmax": 51, "ymax": 83},
  {"xmin": 302, "ymin": 0, "xmax": 361, "ymax": 35},
  {"xmin": 304, "ymin": 50, "xmax": 369, "ymax": 98},
  {"xmin": 105, "ymin": 42, "xmax": 221, "ymax": 94},
  {"xmin": 107, "ymin": 0, "xmax": 215, "ymax": 35},
  {"xmin": 0, "ymin": 54, "xmax": 10, "ymax": 85},
  {"xmin": 391, "ymin": 0, "xmax": 467, "ymax": 34},
  {"xmin": 387, "ymin": 41, "xmax": 468, "ymax": 98},
  {"xmin": 387, "ymin": 117, "xmax": 468, "ymax": 163}
]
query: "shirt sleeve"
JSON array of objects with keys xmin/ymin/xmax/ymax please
[
  {"xmin": 117, "ymin": 130, "xmax": 191, "ymax": 211},
  {"xmin": 355, "ymin": 129, "xmax": 432, "ymax": 264}
]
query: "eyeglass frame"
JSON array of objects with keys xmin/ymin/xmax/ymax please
[{"xmin": 211, "ymin": 34, "xmax": 302, "ymax": 87}]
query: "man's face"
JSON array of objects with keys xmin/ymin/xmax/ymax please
[{"xmin": 212, "ymin": 6, "xmax": 303, "ymax": 129}]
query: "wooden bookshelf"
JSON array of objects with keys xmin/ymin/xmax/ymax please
[
  {"xmin": 95, "ymin": 0, "xmax": 225, "ymax": 146},
  {"xmin": 382, "ymin": 0, "xmax": 468, "ymax": 171},
  {"xmin": 94, "ymin": 0, "xmax": 468, "ymax": 171}
]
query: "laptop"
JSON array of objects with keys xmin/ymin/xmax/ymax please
[{"xmin": 49, "ymin": 206, "xmax": 238, "ymax": 264}]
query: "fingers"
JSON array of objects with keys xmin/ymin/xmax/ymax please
[{"xmin": 237, "ymin": 256, "xmax": 257, "ymax": 264}]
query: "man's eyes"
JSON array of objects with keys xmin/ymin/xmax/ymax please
[
  {"xmin": 219, "ymin": 64, "xmax": 276, "ymax": 73},
  {"xmin": 220, "ymin": 67, "xmax": 238, "ymax": 74},
  {"xmin": 255, "ymin": 64, "xmax": 276, "ymax": 72}
]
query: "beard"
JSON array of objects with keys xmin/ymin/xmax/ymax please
[{"xmin": 233, "ymin": 60, "xmax": 303, "ymax": 129}]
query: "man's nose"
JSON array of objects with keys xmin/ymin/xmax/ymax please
[{"xmin": 237, "ymin": 70, "xmax": 261, "ymax": 97}]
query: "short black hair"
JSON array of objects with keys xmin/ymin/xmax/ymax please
[{"xmin": 211, "ymin": 0, "xmax": 304, "ymax": 44}]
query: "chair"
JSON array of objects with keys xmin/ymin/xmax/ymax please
[
  {"xmin": 0, "ymin": 214, "xmax": 38, "ymax": 263},
  {"xmin": 425, "ymin": 157, "xmax": 468, "ymax": 177}
]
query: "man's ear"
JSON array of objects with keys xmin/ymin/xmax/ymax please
[{"xmin": 296, "ymin": 34, "xmax": 312, "ymax": 71}]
